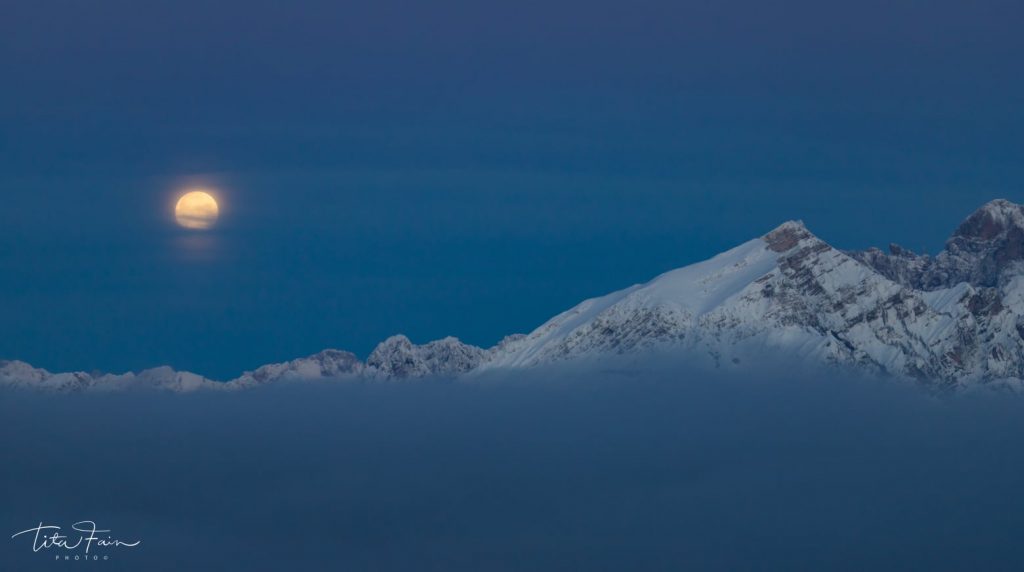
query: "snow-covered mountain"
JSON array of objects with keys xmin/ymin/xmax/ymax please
[
  {"xmin": 229, "ymin": 349, "xmax": 364, "ymax": 388},
  {"xmin": 7, "ymin": 199, "xmax": 1024, "ymax": 392},
  {"xmin": 0, "ymin": 361, "xmax": 221, "ymax": 393}
]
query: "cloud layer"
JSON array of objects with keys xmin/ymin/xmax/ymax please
[{"xmin": 4, "ymin": 370, "xmax": 1024, "ymax": 570}]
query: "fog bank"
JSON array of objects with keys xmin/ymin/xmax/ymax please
[{"xmin": 3, "ymin": 371, "xmax": 1024, "ymax": 571}]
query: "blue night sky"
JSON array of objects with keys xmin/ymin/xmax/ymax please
[{"xmin": 2, "ymin": 0, "xmax": 1022, "ymax": 378}]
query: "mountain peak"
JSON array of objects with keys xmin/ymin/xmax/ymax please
[
  {"xmin": 953, "ymin": 199, "xmax": 1024, "ymax": 242},
  {"xmin": 233, "ymin": 348, "xmax": 363, "ymax": 386},
  {"xmin": 939, "ymin": 199, "xmax": 1024, "ymax": 287},
  {"xmin": 366, "ymin": 335, "xmax": 485, "ymax": 378},
  {"xmin": 763, "ymin": 220, "xmax": 814, "ymax": 252}
]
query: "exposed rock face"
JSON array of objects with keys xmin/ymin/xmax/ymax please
[
  {"xmin": 764, "ymin": 220, "xmax": 813, "ymax": 252},
  {"xmin": 8, "ymin": 199, "xmax": 1024, "ymax": 392},
  {"xmin": 845, "ymin": 244, "xmax": 931, "ymax": 290}
]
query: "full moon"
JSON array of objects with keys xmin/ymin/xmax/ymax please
[{"xmin": 175, "ymin": 191, "xmax": 220, "ymax": 230}]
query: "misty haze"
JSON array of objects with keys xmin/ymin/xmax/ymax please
[{"xmin": 6, "ymin": 369, "xmax": 1024, "ymax": 571}]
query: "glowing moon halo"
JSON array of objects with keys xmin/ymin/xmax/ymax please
[{"xmin": 174, "ymin": 191, "xmax": 220, "ymax": 230}]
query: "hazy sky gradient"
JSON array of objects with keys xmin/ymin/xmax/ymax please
[{"xmin": 2, "ymin": 0, "xmax": 1023, "ymax": 377}]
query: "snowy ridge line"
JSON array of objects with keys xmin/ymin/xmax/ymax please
[{"xmin": 7, "ymin": 199, "xmax": 1024, "ymax": 392}]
